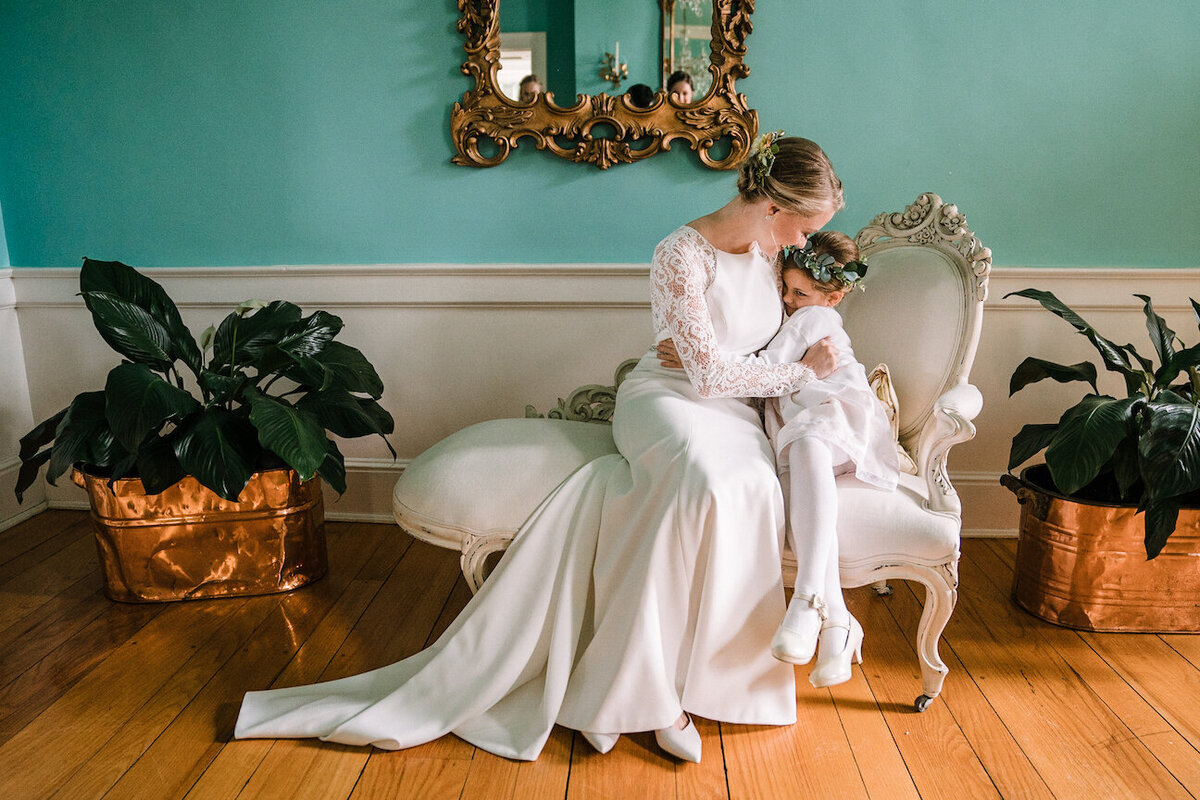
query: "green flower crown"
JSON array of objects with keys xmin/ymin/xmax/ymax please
[
  {"xmin": 782, "ymin": 242, "xmax": 870, "ymax": 290},
  {"xmin": 747, "ymin": 129, "xmax": 784, "ymax": 190}
]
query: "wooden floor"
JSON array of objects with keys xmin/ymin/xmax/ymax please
[{"xmin": 1, "ymin": 511, "xmax": 1198, "ymax": 800}]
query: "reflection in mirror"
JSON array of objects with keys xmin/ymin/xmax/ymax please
[
  {"xmin": 662, "ymin": 0, "xmax": 713, "ymax": 98},
  {"xmin": 452, "ymin": 0, "xmax": 758, "ymax": 170}
]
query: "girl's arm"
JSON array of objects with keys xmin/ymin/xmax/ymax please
[{"xmin": 652, "ymin": 234, "xmax": 817, "ymax": 398}]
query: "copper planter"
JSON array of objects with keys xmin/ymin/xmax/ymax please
[
  {"xmin": 1003, "ymin": 466, "xmax": 1200, "ymax": 633},
  {"xmin": 75, "ymin": 467, "xmax": 328, "ymax": 603}
]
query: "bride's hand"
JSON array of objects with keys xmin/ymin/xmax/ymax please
[
  {"xmin": 800, "ymin": 337, "xmax": 839, "ymax": 379},
  {"xmin": 656, "ymin": 338, "xmax": 684, "ymax": 369}
]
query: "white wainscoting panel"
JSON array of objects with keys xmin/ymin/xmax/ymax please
[{"xmin": 7, "ymin": 264, "xmax": 1200, "ymax": 533}]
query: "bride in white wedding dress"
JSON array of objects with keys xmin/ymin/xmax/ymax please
[{"xmin": 234, "ymin": 134, "xmax": 845, "ymax": 763}]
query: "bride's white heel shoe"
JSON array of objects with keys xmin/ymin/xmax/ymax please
[
  {"xmin": 581, "ymin": 731, "xmax": 619, "ymax": 754},
  {"xmin": 809, "ymin": 615, "xmax": 863, "ymax": 688},
  {"xmin": 654, "ymin": 716, "xmax": 701, "ymax": 763},
  {"xmin": 771, "ymin": 592, "xmax": 827, "ymax": 665}
]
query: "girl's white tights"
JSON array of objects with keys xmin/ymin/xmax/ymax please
[{"xmin": 782, "ymin": 437, "xmax": 848, "ymax": 626}]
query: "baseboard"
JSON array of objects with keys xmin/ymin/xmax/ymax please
[
  {"xmin": 36, "ymin": 461, "xmax": 1023, "ymax": 535},
  {"xmin": 0, "ymin": 456, "xmax": 47, "ymax": 533}
]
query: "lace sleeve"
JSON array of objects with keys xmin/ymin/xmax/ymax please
[{"xmin": 651, "ymin": 230, "xmax": 816, "ymax": 399}]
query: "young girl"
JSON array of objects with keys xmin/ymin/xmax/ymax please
[{"xmin": 760, "ymin": 232, "xmax": 899, "ymax": 688}]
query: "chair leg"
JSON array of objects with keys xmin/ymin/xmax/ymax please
[
  {"xmin": 459, "ymin": 533, "xmax": 515, "ymax": 593},
  {"xmin": 871, "ymin": 579, "xmax": 892, "ymax": 596},
  {"xmin": 912, "ymin": 561, "xmax": 959, "ymax": 711}
]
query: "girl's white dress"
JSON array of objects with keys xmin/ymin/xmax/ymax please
[
  {"xmin": 234, "ymin": 226, "xmax": 815, "ymax": 760},
  {"xmin": 761, "ymin": 306, "xmax": 898, "ymax": 490}
]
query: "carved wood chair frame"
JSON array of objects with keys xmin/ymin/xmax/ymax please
[{"xmin": 450, "ymin": 0, "xmax": 759, "ymax": 170}]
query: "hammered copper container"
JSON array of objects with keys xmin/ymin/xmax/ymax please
[
  {"xmin": 74, "ymin": 467, "xmax": 328, "ymax": 603},
  {"xmin": 1004, "ymin": 467, "xmax": 1200, "ymax": 632}
]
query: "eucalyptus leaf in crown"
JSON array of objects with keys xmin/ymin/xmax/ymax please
[
  {"xmin": 782, "ymin": 242, "xmax": 870, "ymax": 290},
  {"xmin": 15, "ymin": 258, "xmax": 396, "ymax": 504}
]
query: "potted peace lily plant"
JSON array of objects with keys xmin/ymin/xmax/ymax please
[
  {"xmin": 1001, "ymin": 288, "xmax": 1200, "ymax": 632},
  {"xmin": 15, "ymin": 258, "xmax": 395, "ymax": 602}
]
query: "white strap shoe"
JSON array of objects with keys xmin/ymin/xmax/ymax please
[
  {"xmin": 809, "ymin": 614, "xmax": 864, "ymax": 688},
  {"xmin": 654, "ymin": 715, "xmax": 701, "ymax": 763},
  {"xmin": 771, "ymin": 592, "xmax": 827, "ymax": 664}
]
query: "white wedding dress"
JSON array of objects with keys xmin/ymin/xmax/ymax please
[{"xmin": 234, "ymin": 226, "xmax": 818, "ymax": 760}]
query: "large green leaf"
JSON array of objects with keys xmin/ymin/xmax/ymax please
[
  {"xmin": 14, "ymin": 449, "xmax": 51, "ymax": 503},
  {"xmin": 245, "ymin": 392, "xmax": 328, "ymax": 480},
  {"xmin": 1045, "ymin": 395, "xmax": 1140, "ymax": 495},
  {"xmin": 318, "ymin": 438, "xmax": 347, "ymax": 495},
  {"xmin": 285, "ymin": 341, "xmax": 383, "ymax": 397},
  {"xmin": 1006, "ymin": 289, "xmax": 1141, "ymax": 382},
  {"xmin": 18, "ymin": 407, "xmax": 67, "ymax": 462},
  {"xmin": 82, "ymin": 291, "xmax": 175, "ymax": 370},
  {"xmin": 318, "ymin": 342, "xmax": 384, "ymax": 398},
  {"xmin": 211, "ymin": 301, "xmax": 302, "ymax": 367},
  {"xmin": 199, "ymin": 368, "xmax": 249, "ymax": 405},
  {"xmin": 1008, "ymin": 423, "xmax": 1060, "ymax": 471},
  {"xmin": 173, "ymin": 407, "xmax": 260, "ymax": 501},
  {"xmin": 1138, "ymin": 400, "xmax": 1200, "ymax": 504},
  {"xmin": 1166, "ymin": 343, "xmax": 1200, "ymax": 382},
  {"xmin": 274, "ymin": 311, "xmax": 343, "ymax": 360},
  {"xmin": 1009, "ymin": 357, "xmax": 1098, "ymax": 396},
  {"xmin": 104, "ymin": 363, "xmax": 200, "ymax": 452},
  {"xmin": 80, "ymin": 258, "xmax": 201, "ymax": 374},
  {"xmin": 47, "ymin": 391, "xmax": 114, "ymax": 482},
  {"xmin": 1134, "ymin": 294, "xmax": 1176, "ymax": 370},
  {"xmin": 136, "ymin": 434, "xmax": 187, "ymax": 495},
  {"xmin": 1144, "ymin": 502, "xmax": 1180, "ymax": 560},
  {"xmin": 1111, "ymin": 436, "xmax": 1143, "ymax": 500},
  {"xmin": 297, "ymin": 389, "xmax": 395, "ymax": 456}
]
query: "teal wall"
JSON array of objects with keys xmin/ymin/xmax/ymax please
[{"xmin": 0, "ymin": 1, "xmax": 1197, "ymax": 267}]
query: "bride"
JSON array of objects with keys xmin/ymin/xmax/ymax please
[{"xmin": 235, "ymin": 133, "xmax": 845, "ymax": 763}]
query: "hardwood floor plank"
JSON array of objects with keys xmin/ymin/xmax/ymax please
[
  {"xmin": 566, "ymin": 730, "xmax": 677, "ymax": 800},
  {"xmin": 1079, "ymin": 633, "xmax": 1200, "ymax": 789},
  {"xmin": 884, "ymin": 575, "xmax": 1053, "ymax": 799},
  {"xmin": 0, "ymin": 597, "xmax": 245, "ymax": 799},
  {"xmin": 0, "ymin": 598, "xmax": 165, "ymax": 745},
  {"xmin": 48, "ymin": 593, "xmax": 289, "ymax": 800},
  {"xmin": 674, "ymin": 717, "xmax": 727, "ymax": 800},
  {"xmin": 0, "ymin": 532, "xmax": 98, "ymax": 630},
  {"xmin": 233, "ymin": 741, "xmax": 370, "ymax": 800},
  {"xmin": 829, "ymin": 592, "xmax": 921, "ymax": 800},
  {"xmin": 953, "ymin": 542, "xmax": 1190, "ymax": 798},
  {"xmin": 0, "ymin": 509, "xmax": 84, "ymax": 569},
  {"xmin": 223, "ymin": 535, "xmax": 468, "ymax": 798},
  {"xmin": 5, "ymin": 510, "xmax": 1200, "ymax": 800},
  {"xmin": 183, "ymin": 575, "xmax": 390, "ymax": 800},
  {"xmin": 347, "ymin": 754, "xmax": 472, "ymax": 800},
  {"xmin": 91, "ymin": 526, "xmax": 393, "ymax": 800},
  {"xmin": 966, "ymin": 540, "xmax": 1200, "ymax": 793},
  {"xmin": 850, "ymin": 587, "xmax": 998, "ymax": 800},
  {"xmin": 0, "ymin": 570, "xmax": 107, "ymax": 686},
  {"xmin": 508, "ymin": 725, "xmax": 573, "ymax": 800}
]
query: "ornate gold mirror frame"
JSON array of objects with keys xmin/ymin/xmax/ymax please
[{"xmin": 450, "ymin": 0, "xmax": 758, "ymax": 170}]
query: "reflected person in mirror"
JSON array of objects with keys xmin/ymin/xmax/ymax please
[
  {"xmin": 667, "ymin": 70, "xmax": 694, "ymax": 103},
  {"xmin": 518, "ymin": 74, "xmax": 542, "ymax": 103}
]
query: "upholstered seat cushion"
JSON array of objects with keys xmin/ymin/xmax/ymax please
[
  {"xmin": 834, "ymin": 472, "xmax": 960, "ymax": 567},
  {"xmin": 392, "ymin": 418, "xmax": 619, "ymax": 550},
  {"xmin": 395, "ymin": 416, "xmax": 956, "ymax": 574}
]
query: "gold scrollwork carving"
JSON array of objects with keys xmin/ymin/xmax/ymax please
[{"xmin": 450, "ymin": 0, "xmax": 759, "ymax": 170}]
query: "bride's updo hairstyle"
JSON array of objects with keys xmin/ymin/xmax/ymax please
[{"xmin": 737, "ymin": 134, "xmax": 844, "ymax": 217}]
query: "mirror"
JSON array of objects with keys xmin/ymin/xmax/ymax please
[{"xmin": 451, "ymin": 0, "xmax": 758, "ymax": 170}]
